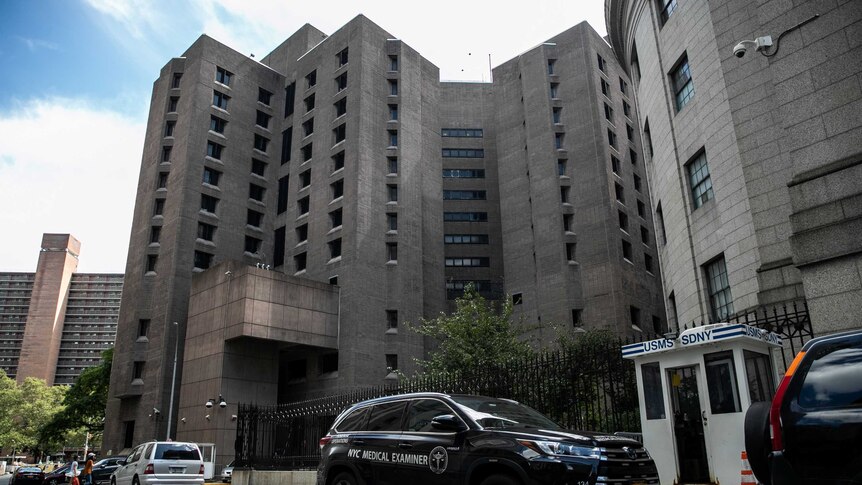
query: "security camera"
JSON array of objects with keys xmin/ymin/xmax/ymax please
[
  {"xmin": 181, "ymin": 417, "xmax": 186, "ymax": 423},
  {"xmin": 733, "ymin": 35, "xmax": 773, "ymax": 58},
  {"xmin": 153, "ymin": 408, "xmax": 161, "ymax": 415}
]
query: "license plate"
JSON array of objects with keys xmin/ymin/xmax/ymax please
[{"xmin": 169, "ymin": 467, "xmax": 185, "ymax": 474}]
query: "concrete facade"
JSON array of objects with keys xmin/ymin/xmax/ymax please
[
  {"xmin": 104, "ymin": 15, "xmax": 665, "ymax": 462},
  {"xmin": 494, "ymin": 24, "xmax": 664, "ymax": 338},
  {"xmin": 0, "ymin": 234, "xmax": 121, "ymax": 385},
  {"xmin": 176, "ymin": 261, "xmax": 339, "ymax": 469},
  {"xmin": 605, "ymin": 1, "xmax": 862, "ymax": 332}
]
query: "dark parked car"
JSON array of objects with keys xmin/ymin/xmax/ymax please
[
  {"xmin": 11, "ymin": 467, "xmax": 45, "ymax": 485},
  {"xmin": 43, "ymin": 464, "xmax": 71, "ymax": 485},
  {"xmin": 90, "ymin": 457, "xmax": 126, "ymax": 485},
  {"xmin": 317, "ymin": 392, "xmax": 659, "ymax": 485},
  {"xmin": 745, "ymin": 329, "xmax": 862, "ymax": 484}
]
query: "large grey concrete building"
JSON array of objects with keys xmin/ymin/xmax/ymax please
[
  {"xmin": 0, "ymin": 234, "xmax": 122, "ymax": 385},
  {"xmin": 605, "ymin": 0, "xmax": 862, "ymax": 334},
  {"xmin": 103, "ymin": 16, "xmax": 664, "ymax": 463}
]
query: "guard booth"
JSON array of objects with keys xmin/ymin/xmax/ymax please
[
  {"xmin": 197, "ymin": 443, "xmax": 216, "ymax": 480},
  {"xmin": 622, "ymin": 323, "xmax": 783, "ymax": 485}
]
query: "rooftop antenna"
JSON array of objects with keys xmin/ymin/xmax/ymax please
[{"xmin": 488, "ymin": 53, "xmax": 493, "ymax": 83}]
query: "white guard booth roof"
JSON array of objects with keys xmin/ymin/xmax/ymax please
[{"xmin": 621, "ymin": 323, "xmax": 783, "ymax": 485}]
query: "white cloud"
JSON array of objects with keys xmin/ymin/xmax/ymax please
[
  {"xmin": 83, "ymin": 0, "xmax": 162, "ymax": 40},
  {"xmin": 200, "ymin": 0, "xmax": 609, "ymax": 81},
  {"xmin": 15, "ymin": 36, "xmax": 61, "ymax": 52},
  {"xmin": 83, "ymin": 0, "xmax": 608, "ymax": 82},
  {"xmin": 0, "ymin": 98, "xmax": 144, "ymax": 273}
]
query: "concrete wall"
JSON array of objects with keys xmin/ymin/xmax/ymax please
[
  {"xmin": 605, "ymin": 0, "xmax": 862, "ymax": 335},
  {"xmin": 233, "ymin": 470, "xmax": 316, "ymax": 485},
  {"xmin": 495, "ymin": 22, "xmax": 665, "ymax": 339},
  {"xmin": 105, "ymin": 35, "xmax": 286, "ymax": 453},
  {"xmin": 176, "ymin": 261, "xmax": 338, "ymax": 470},
  {"xmin": 263, "ymin": 15, "xmax": 445, "ymax": 395},
  {"xmin": 726, "ymin": 0, "xmax": 862, "ymax": 334}
]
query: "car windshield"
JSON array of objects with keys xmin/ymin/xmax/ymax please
[
  {"xmin": 154, "ymin": 444, "xmax": 200, "ymax": 460},
  {"xmin": 450, "ymin": 396, "xmax": 562, "ymax": 430}
]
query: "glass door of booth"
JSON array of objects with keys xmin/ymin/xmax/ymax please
[{"xmin": 668, "ymin": 366, "xmax": 710, "ymax": 483}]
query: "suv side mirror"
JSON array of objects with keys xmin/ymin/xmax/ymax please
[
  {"xmin": 431, "ymin": 414, "xmax": 467, "ymax": 432},
  {"xmin": 117, "ymin": 460, "xmax": 126, "ymax": 466}
]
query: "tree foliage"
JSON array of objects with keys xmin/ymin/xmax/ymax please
[
  {"xmin": 409, "ymin": 284, "xmax": 535, "ymax": 377},
  {"xmin": 0, "ymin": 371, "xmax": 66, "ymax": 452},
  {"xmin": 38, "ymin": 348, "xmax": 113, "ymax": 448}
]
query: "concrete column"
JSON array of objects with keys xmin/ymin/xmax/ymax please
[{"xmin": 17, "ymin": 234, "xmax": 81, "ymax": 385}]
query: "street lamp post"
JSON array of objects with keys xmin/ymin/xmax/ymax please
[{"xmin": 166, "ymin": 321, "xmax": 179, "ymax": 440}]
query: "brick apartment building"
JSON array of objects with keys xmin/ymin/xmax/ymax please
[{"xmin": 0, "ymin": 234, "xmax": 121, "ymax": 385}]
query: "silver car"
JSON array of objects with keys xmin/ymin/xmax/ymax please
[
  {"xmin": 219, "ymin": 461, "xmax": 233, "ymax": 483},
  {"xmin": 111, "ymin": 442, "xmax": 204, "ymax": 485}
]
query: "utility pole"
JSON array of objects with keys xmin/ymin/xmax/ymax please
[{"xmin": 166, "ymin": 322, "xmax": 179, "ymax": 440}]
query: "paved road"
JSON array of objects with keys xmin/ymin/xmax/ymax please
[{"xmin": 0, "ymin": 473, "xmax": 11, "ymax": 485}]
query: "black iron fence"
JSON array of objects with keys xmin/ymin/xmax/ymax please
[
  {"xmin": 235, "ymin": 301, "xmax": 813, "ymax": 470},
  {"xmin": 675, "ymin": 300, "xmax": 812, "ymax": 367},
  {"xmin": 235, "ymin": 335, "xmax": 638, "ymax": 470}
]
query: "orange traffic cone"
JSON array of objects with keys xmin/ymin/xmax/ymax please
[{"xmin": 741, "ymin": 451, "xmax": 757, "ymax": 484}]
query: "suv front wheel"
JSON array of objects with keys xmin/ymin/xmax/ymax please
[{"xmin": 330, "ymin": 472, "xmax": 356, "ymax": 485}]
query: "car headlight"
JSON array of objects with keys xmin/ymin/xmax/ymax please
[{"xmin": 519, "ymin": 440, "xmax": 601, "ymax": 458}]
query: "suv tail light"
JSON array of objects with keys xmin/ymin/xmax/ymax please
[
  {"xmin": 319, "ymin": 436, "xmax": 332, "ymax": 450},
  {"xmin": 144, "ymin": 465, "xmax": 154, "ymax": 475},
  {"xmin": 770, "ymin": 350, "xmax": 806, "ymax": 451},
  {"xmin": 199, "ymin": 464, "xmax": 205, "ymax": 475}
]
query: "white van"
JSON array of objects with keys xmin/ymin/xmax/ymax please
[{"xmin": 110, "ymin": 442, "xmax": 204, "ymax": 485}]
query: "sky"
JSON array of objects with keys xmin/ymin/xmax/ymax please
[{"xmin": 0, "ymin": 0, "xmax": 608, "ymax": 273}]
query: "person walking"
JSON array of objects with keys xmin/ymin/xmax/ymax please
[
  {"xmin": 66, "ymin": 458, "xmax": 80, "ymax": 485},
  {"xmin": 81, "ymin": 454, "xmax": 95, "ymax": 485}
]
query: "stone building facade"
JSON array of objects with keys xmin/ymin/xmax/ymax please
[
  {"xmin": 606, "ymin": 0, "xmax": 862, "ymax": 333},
  {"xmin": 103, "ymin": 16, "xmax": 665, "ymax": 463}
]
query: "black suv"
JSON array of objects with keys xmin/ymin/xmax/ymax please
[
  {"xmin": 317, "ymin": 392, "xmax": 658, "ymax": 485},
  {"xmin": 745, "ymin": 329, "xmax": 862, "ymax": 484}
]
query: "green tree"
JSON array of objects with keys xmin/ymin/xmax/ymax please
[
  {"xmin": 38, "ymin": 348, "xmax": 113, "ymax": 448},
  {"xmin": 0, "ymin": 369, "xmax": 24, "ymax": 451},
  {"xmin": 0, "ymin": 371, "xmax": 66, "ymax": 454},
  {"xmin": 410, "ymin": 284, "xmax": 535, "ymax": 377},
  {"xmin": 552, "ymin": 327, "xmax": 640, "ymax": 432}
]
